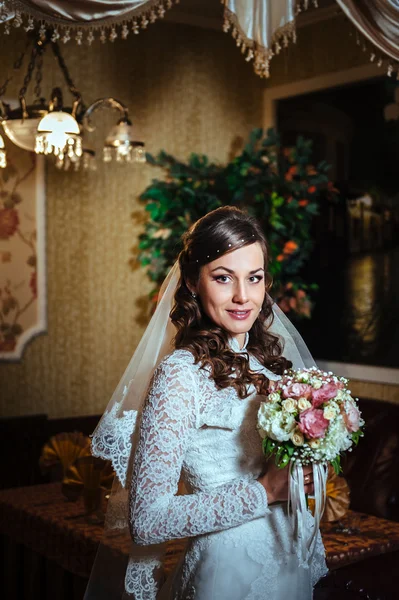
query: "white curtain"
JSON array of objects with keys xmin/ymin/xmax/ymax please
[
  {"xmin": 335, "ymin": 0, "xmax": 399, "ymax": 63},
  {"xmin": 222, "ymin": 0, "xmax": 296, "ymax": 78},
  {"xmin": 6, "ymin": 1, "xmax": 397, "ymax": 78},
  {"xmin": 0, "ymin": 1, "xmax": 302, "ymax": 77},
  {"xmin": 0, "ymin": 0, "xmax": 167, "ymax": 29}
]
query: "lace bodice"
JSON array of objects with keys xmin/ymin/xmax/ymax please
[{"xmin": 129, "ymin": 346, "xmax": 279, "ymax": 546}]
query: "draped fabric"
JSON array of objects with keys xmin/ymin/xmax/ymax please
[
  {"xmin": 222, "ymin": 0, "xmax": 297, "ymax": 78},
  {"xmin": 0, "ymin": 0, "xmax": 172, "ymax": 43},
  {"xmin": 335, "ymin": 0, "xmax": 399, "ymax": 63},
  {"xmin": 0, "ymin": 1, "xmax": 301, "ymax": 77},
  {"xmin": 3, "ymin": 1, "xmax": 397, "ymax": 78},
  {"xmin": 1, "ymin": 0, "xmax": 163, "ymax": 27},
  {"xmin": 0, "ymin": 1, "xmax": 311, "ymax": 77}
]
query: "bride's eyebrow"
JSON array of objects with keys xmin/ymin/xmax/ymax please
[{"xmin": 210, "ymin": 267, "xmax": 264, "ymax": 274}]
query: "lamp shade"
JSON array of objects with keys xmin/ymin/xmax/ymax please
[
  {"xmin": 2, "ymin": 118, "xmax": 43, "ymax": 152},
  {"xmin": 104, "ymin": 120, "xmax": 137, "ymax": 147},
  {"xmin": 103, "ymin": 119, "xmax": 145, "ymax": 163},
  {"xmin": 37, "ymin": 111, "xmax": 80, "ymax": 135},
  {"xmin": 35, "ymin": 111, "xmax": 82, "ymax": 159}
]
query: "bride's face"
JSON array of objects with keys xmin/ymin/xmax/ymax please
[{"xmin": 195, "ymin": 242, "xmax": 265, "ymax": 348}]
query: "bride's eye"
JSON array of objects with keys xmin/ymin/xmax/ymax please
[
  {"xmin": 214, "ymin": 275, "xmax": 231, "ymax": 283},
  {"xmin": 249, "ymin": 275, "xmax": 263, "ymax": 283}
]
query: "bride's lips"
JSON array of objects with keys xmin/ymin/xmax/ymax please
[{"xmin": 226, "ymin": 309, "xmax": 252, "ymax": 321}]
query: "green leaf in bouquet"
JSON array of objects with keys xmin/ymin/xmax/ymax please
[
  {"xmin": 351, "ymin": 430, "xmax": 364, "ymax": 446},
  {"xmin": 285, "ymin": 442, "xmax": 295, "ymax": 457},
  {"xmin": 277, "ymin": 453, "xmax": 290, "ymax": 468},
  {"xmin": 262, "ymin": 437, "xmax": 276, "ymax": 458},
  {"xmin": 275, "ymin": 445, "xmax": 286, "ymax": 467},
  {"xmin": 331, "ymin": 455, "xmax": 342, "ymax": 475}
]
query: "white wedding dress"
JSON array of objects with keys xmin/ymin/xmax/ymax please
[{"xmin": 129, "ymin": 335, "xmax": 328, "ymax": 600}]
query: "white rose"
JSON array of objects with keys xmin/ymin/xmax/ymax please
[
  {"xmin": 298, "ymin": 397, "xmax": 312, "ymax": 412},
  {"xmin": 299, "ymin": 372, "xmax": 310, "ymax": 383},
  {"xmin": 258, "ymin": 403, "xmax": 296, "ymax": 442},
  {"xmin": 312, "ymin": 379, "xmax": 323, "ymax": 389},
  {"xmin": 323, "ymin": 402, "xmax": 339, "ymax": 421},
  {"xmin": 269, "ymin": 412, "xmax": 296, "ymax": 441},
  {"xmin": 335, "ymin": 389, "xmax": 346, "ymax": 401},
  {"xmin": 291, "ymin": 428, "xmax": 304, "ymax": 446},
  {"xmin": 309, "ymin": 439, "xmax": 321, "ymax": 448},
  {"xmin": 267, "ymin": 392, "xmax": 281, "ymax": 403},
  {"xmin": 257, "ymin": 407, "xmax": 273, "ymax": 432},
  {"xmin": 282, "ymin": 398, "xmax": 297, "ymax": 413}
]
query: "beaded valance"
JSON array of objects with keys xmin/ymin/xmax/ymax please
[{"xmin": 0, "ymin": 1, "xmax": 398, "ymax": 78}]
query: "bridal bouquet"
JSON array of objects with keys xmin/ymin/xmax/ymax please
[
  {"xmin": 257, "ymin": 367, "xmax": 364, "ymax": 566},
  {"xmin": 257, "ymin": 367, "xmax": 364, "ymax": 473}
]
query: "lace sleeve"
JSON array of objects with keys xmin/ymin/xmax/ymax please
[{"xmin": 129, "ymin": 354, "xmax": 270, "ymax": 546}]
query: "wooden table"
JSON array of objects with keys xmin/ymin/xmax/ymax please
[{"xmin": 1, "ymin": 483, "xmax": 399, "ymax": 598}]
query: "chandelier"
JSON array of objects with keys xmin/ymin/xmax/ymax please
[{"xmin": 0, "ymin": 34, "xmax": 145, "ymax": 170}]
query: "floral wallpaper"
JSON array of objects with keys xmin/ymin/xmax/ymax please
[{"xmin": 0, "ymin": 146, "xmax": 46, "ymax": 359}]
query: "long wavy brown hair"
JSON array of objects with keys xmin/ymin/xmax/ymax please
[{"xmin": 170, "ymin": 206, "xmax": 292, "ymax": 399}]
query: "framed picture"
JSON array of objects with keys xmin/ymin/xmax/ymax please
[{"xmin": 0, "ymin": 141, "xmax": 46, "ymax": 361}]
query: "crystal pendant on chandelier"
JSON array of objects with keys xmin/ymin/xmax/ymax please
[
  {"xmin": 55, "ymin": 148, "xmax": 97, "ymax": 172},
  {"xmin": 0, "ymin": 134, "xmax": 6, "ymax": 168},
  {"xmin": 103, "ymin": 118, "xmax": 146, "ymax": 164},
  {"xmin": 35, "ymin": 111, "xmax": 82, "ymax": 161}
]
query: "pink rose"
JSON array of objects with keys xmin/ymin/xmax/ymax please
[
  {"xmin": 342, "ymin": 401, "xmax": 361, "ymax": 433},
  {"xmin": 283, "ymin": 383, "xmax": 313, "ymax": 400},
  {"xmin": 312, "ymin": 383, "xmax": 339, "ymax": 408},
  {"xmin": 298, "ymin": 408, "xmax": 329, "ymax": 439}
]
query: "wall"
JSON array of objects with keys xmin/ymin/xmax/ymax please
[
  {"xmin": 266, "ymin": 13, "xmax": 372, "ymax": 88},
  {"xmin": 0, "ymin": 21, "xmax": 264, "ymax": 417}
]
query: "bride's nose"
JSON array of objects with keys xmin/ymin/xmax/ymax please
[{"xmin": 232, "ymin": 281, "xmax": 248, "ymax": 304}]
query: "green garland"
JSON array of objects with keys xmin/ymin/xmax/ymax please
[{"xmin": 134, "ymin": 128, "xmax": 337, "ymax": 318}]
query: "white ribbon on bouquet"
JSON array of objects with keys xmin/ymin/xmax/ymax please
[{"xmin": 289, "ymin": 461, "xmax": 328, "ymax": 568}]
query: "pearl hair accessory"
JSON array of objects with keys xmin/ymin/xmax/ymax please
[{"xmin": 193, "ymin": 234, "xmax": 257, "ymax": 263}]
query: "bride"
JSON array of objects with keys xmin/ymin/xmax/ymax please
[{"xmin": 86, "ymin": 206, "xmax": 328, "ymax": 600}]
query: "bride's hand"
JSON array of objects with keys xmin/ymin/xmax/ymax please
[{"xmin": 257, "ymin": 462, "xmax": 314, "ymax": 504}]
